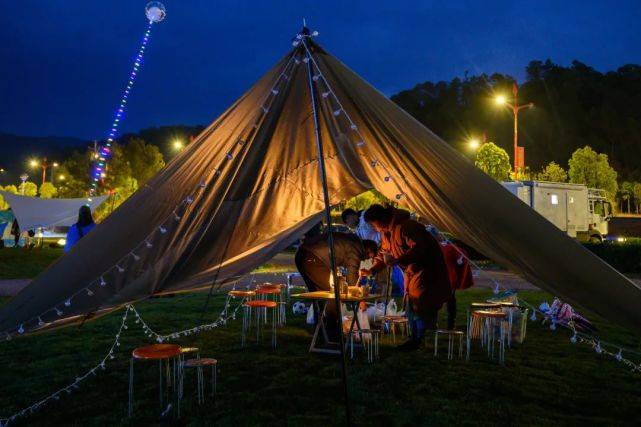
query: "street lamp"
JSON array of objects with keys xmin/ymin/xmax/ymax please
[
  {"xmin": 28, "ymin": 157, "xmax": 59, "ymax": 185},
  {"xmin": 494, "ymin": 83, "xmax": 533, "ymax": 178},
  {"xmin": 172, "ymin": 140, "xmax": 184, "ymax": 151},
  {"xmin": 58, "ymin": 174, "xmax": 66, "ymax": 181},
  {"xmin": 468, "ymin": 138, "xmax": 481, "ymax": 151}
]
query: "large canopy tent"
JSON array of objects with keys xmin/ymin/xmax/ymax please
[
  {"xmin": 0, "ymin": 192, "xmax": 109, "ymax": 232},
  {"xmin": 2, "ymin": 32, "xmax": 641, "ymax": 340}
]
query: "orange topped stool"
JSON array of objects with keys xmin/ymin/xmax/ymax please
[
  {"xmin": 256, "ymin": 283, "xmax": 287, "ymax": 325},
  {"xmin": 182, "ymin": 358, "xmax": 218, "ymax": 405},
  {"xmin": 466, "ymin": 310, "xmax": 508, "ymax": 364},
  {"xmin": 242, "ymin": 299, "xmax": 279, "ymax": 348},
  {"xmin": 129, "ymin": 344, "xmax": 182, "ymax": 417}
]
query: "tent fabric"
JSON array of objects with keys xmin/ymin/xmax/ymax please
[
  {"xmin": 1, "ymin": 37, "xmax": 641, "ymax": 337},
  {"xmin": 0, "ymin": 192, "xmax": 108, "ymax": 231}
]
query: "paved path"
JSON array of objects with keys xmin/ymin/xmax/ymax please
[{"xmin": 4, "ymin": 251, "xmax": 638, "ymax": 297}]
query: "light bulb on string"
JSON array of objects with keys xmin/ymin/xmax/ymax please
[
  {"xmin": 100, "ymin": 276, "xmax": 107, "ymax": 287},
  {"xmin": 616, "ymin": 349, "xmax": 623, "ymax": 361},
  {"xmin": 159, "ymin": 226, "xmax": 167, "ymax": 234},
  {"xmin": 64, "ymin": 299, "xmax": 71, "ymax": 307},
  {"xmin": 145, "ymin": 240, "xmax": 153, "ymax": 248},
  {"xmin": 570, "ymin": 333, "xmax": 577, "ymax": 343},
  {"xmin": 322, "ymin": 92, "xmax": 330, "ymax": 98},
  {"xmin": 89, "ymin": 4, "xmax": 164, "ymax": 194}
]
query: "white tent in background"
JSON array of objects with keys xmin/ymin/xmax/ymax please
[{"xmin": 0, "ymin": 192, "xmax": 108, "ymax": 231}]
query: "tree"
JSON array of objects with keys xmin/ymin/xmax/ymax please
[
  {"xmin": 39, "ymin": 182, "xmax": 58, "ymax": 199},
  {"xmin": 343, "ymin": 190, "xmax": 388, "ymax": 212},
  {"xmin": 0, "ymin": 186, "xmax": 8, "ymax": 209},
  {"xmin": 56, "ymin": 150, "xmax": 93, "ymax": 198},
  {"xmin": 123, "ymin": 138, "xmax": 165, "ymax": 185},
  {"xmin": 537, "ymin": 161, "xmax": 567, "ymax": 182},
  {"xmin": 618, "ymin": 181, "xmax": 636, "ymax": 213},
  {"xmin": 568, "ymin": 146, "xmax": 618, "ymax": 199},
  {"xmin": 20, "ymin": 181, "xmax": 38, "ymax": 197},
  {"xmin": 474, "ymin": 142, "xmax": 511, "ymax": 181},
  {"xmin": 634, "ymin": 182, "xmax": 641, "ymax": 214}
]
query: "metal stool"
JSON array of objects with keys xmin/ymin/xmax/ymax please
[
  {"xmin": 347, "ymin": 329, "xmax": 380, "ymax": 363},
  {"xmin": 382, "ymin": 315, "xmax": 409, "ymax": 343},
  {"xmin": 256, "ymin": 284, "xmax": 286, "ymax": 326},
  {"xmin": 182, "ymin": 358, "xmax": 217, "ymax": 405},
  {"xmin": 129, "ymin": 344, "xmax": 182, "ymax": 418},
  {"xmin": 242, "ymin": 300, "xmax": 278, "ymax": 348},
  {"xmin": 466, "ymin": 310, "xmax": 508, "ymax": 364},
  {"xmin": 432, "ymin": 329, "xmax": 464, "ymax": 359}
]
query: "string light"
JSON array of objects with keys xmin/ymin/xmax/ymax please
[{"xmin": 90, "ymin": 4, "xmax": 165, "ymax": 194}]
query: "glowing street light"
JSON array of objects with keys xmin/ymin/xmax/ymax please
[
  {"xmin": 173, "ymin": 140, "xmax": 184, "ymax": 151},
  {"xmin": 58, "ymin": 174, "xmax": 66, "ymax": 181},
  {"xmin": 494, "ymin": 83, "xmax": 533, "ymax": 178},
  {"xmin": 28, "ymin": 157, "xmax": 59, "ymax": 184},
  {"xmin": 468, "ymin": 138, "xmax": 481, "ymax": 150}
]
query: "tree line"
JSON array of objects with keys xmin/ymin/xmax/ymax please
[
  {"xmin": 391, "ymin": 59, "xmax": 641, "ymax": 212},
  {"xmin": 0, "ymin": 129, "xmax": 195, "ymax": 219}
]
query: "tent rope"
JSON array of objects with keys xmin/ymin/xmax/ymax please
[
  {"xmin": 432, "ymin": 227, "xmax": 641, "ymax": 362},
  {"xmin": 0, "ymin": 297, "xmax": 243, "ymax": 426}
]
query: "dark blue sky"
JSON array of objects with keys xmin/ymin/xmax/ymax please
[{"xmin": 1, "ymin": 0, "xmax": 640, "ymax": 140}]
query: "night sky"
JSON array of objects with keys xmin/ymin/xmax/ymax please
[{"xmin": 2, "ymin": 0, "xmax": 640, "ymax": 140}]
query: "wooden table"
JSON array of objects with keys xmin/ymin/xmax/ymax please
[{"xmin": 292, "ymin": 291, "xmax": 380, "ymax": 354}]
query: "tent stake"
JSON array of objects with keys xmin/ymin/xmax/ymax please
[{"xmin": 303, "ymin": 31, "xmax": 352, "ymax": 427}]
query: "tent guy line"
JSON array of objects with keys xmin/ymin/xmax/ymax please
[
  {"xmin": 0, "ymin": 297, "xmax": 244, "ymax": 426},
  {"xmin": 2, "ymin": 49, "xmax": 300, "ymax": 339},
  {"xmin": 299, "ymin": 37, "xmax": 406, "ymax": 201}
]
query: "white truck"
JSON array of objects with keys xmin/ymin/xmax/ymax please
[{"xmin": 502, "ymin": 181, "xmax": 612, "ymax": 243}]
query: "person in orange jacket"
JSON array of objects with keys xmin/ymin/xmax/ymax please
[{"xmin": 360, "ymin": 205, "xmax": 451, "ymax": 350}]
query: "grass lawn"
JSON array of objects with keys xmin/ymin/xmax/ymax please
[
  {"xmin": 1, "ymin": 289, "xmax": 640, "ymax": 426},
  {"xmin": 0, "ymin": 247, "xmax": 63, "ymax": 279}
]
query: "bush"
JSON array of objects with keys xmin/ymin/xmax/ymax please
[{"xmin": 583, "ymin": 241, "xmax": 641, "ymax": 274}]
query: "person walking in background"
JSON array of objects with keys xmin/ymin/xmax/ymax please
[
  {"xmin": 361, "ymin": 204, "xmax": 451, "ymax": 350},
  {"xmin": 64, "ymin": 205, "xmax": 96, "ymax": 252}
]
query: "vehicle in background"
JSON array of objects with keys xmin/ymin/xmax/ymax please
[{"xmin": 502, "ymin": 181, "xmax": 612, "ymax": 243}]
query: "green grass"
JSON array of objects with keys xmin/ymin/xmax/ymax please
[
  {"xmin": 1, "ymin": 289, "xmax": 640, "ymax": 426},
  {"xmin": 0, "ymin": 247, "xmax": 63, "ymax": 279}
]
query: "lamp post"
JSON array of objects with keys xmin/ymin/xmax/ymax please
[
  {"xmin": 495, "ymin": 83, "xmax": 533, "ymax": 177},
  {"xmin": 29, "ymin": 158, "xmax": 59, "ymax": 185}
]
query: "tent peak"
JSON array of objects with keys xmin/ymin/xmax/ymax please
[{"xmin": 293, "ymin": 24, "xmax": 319, "ymax": 47}]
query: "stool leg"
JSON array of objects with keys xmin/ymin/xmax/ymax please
[
  {"xmin": 272, "ymin": 306, "xmax": 277, "ymax": 349},
  {"xmin": 466, "ymin": 316, "xmax": 471, "ymax": 361},
  {"xmin": 433, "ymin": 332, "xmax": 438, "ymax": 357},
  {"xmin": 459, "ymin": 334, "xmax": 463, "ymax": 359},
  {"xmin": 448, "ymin": 334, "xmax": 453, "ymax": 360},
  {"xmin": 128, "ymin": 358, "xmax": 134, "ymax": 417},
  {"xmin": 212, "ymin": 365, "xmax": 217, "ymax": 401}
]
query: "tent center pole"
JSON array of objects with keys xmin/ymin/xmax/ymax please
[{"xmin": 303, "ymin": 37, "xmax": 352, "ymax": 427}]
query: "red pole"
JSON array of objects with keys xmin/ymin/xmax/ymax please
[{"xmin": 41, "ymin": 158, "xmax": 48, "ymax": 184}]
